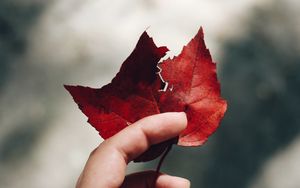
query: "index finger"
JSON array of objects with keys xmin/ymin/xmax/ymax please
[
  {"xmin": 109, "ymin": 112, "xmax": 187, "ymax": 162},
  {"xmin": 76, "ymin": 112, "xmax": 187, "ymax": 188}
]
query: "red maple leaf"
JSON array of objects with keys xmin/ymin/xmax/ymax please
[{"xmin": 65, "ymin": 27, "xmax": 227, "ymax": 162}]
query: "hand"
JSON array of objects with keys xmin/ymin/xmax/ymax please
[{"xmin": 76, "ymin": 112, "xmax": 190, "ymax": 188}]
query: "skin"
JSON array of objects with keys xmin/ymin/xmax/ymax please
[{"xmin": 76, "ymin": 112, "xmax": 190, "ymax": 188}]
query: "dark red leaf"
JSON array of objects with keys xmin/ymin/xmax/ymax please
[{"xmin": 65, "ymin": 27, "xmax": 227, "ymax": 162}]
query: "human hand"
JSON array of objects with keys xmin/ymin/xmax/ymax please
[{"xmin": 76, "ymin": 112, "xmax": 190, "ymax": 188}]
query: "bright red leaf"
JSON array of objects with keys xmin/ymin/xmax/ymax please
[{"xmin": 65, "ymin": 27, "xmax": 227, "ymax": 162}]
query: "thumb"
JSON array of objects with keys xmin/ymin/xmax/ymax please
[{"xmin": 121, "ymin": 171, "xmax": 190, "ymax": 188}]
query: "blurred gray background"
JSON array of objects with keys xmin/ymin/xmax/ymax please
[{"xmin": 1, "ymin": 0, "xmax": 300, "ymax": 187}]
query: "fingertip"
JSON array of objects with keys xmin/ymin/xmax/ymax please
[
  {"xmin": 136, "ymin": 112, "xmax": 188, "ymax": 145},
  {"xmin": 121, "ymin": 171, "xmax": 190, "ymax": 188},
  {"xmin": 157, "ymin": 174, "xmax": 190, "ymax": 188},
  {"xmin": 173, "ymin": 176, "xmax": 190, "ymax": 188},
  {"xmin": 161, "ymin": 112, "xmax": 188, "ymax": 131},
  {"xmin": 177, "ymin": 112, "xmax": 188, "ymax": 129}
]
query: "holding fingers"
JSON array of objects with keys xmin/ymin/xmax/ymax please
[{"xmin": 76, "ymin": 112, "xmax": 190, "ymax": 188}]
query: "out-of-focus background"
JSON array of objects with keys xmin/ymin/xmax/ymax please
[{"xmin": 1, "ymin": 0, "xmax": 300, "ymax": 187}]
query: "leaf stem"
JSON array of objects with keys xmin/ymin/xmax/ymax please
[
  {"xmin": 152, "ymin": 144, "xmax": 173, "ymax": 187},
  {"xmin": 156, "ymin": 144, "xmax": 173, "ymax": 173}
]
